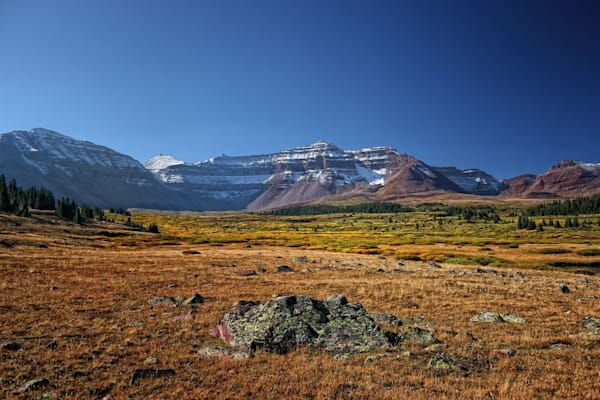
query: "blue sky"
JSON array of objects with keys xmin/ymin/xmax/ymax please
[{"xmin": 1, "ymin": 0, "xmax": 598, "ymax": 178}]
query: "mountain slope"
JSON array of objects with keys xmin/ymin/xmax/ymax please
[
  {"xmin": 0, "ymin": 129, "xmax": 183, "ymax": 209},
  {"xmin": 504, "ymin": 161, "xmax": 600, "ymax": 198}
]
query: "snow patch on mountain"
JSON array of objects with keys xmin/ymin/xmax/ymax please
[{"xmin": 145, "ymin": 155, "xmax": 184, "ymax": 171}]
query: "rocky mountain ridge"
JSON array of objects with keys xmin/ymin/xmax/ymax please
[{"xmin": 1, "ymin": 128, "xmax": 599, "ymax": 211}]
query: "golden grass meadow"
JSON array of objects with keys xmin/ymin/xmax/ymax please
[{"xmin": 1, "ymin": 207, "xmax": 599, "ymax": 399}]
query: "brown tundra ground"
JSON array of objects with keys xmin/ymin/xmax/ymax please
[{"xmin": 0, "ymin": 211, "xmax": 599, "ymax": 399}]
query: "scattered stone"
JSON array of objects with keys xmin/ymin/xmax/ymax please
[
  {"xmin": 549, "ymin": 343, "xmax": 572, "ymax": 350},
  {"xmin": 167, "ymin": 283, "xmax": 178, "ymax": 288},
  {"xmin": 494, "ymin": 348, "xmax": 517, "ymax": 357},
  {"xmin": 183, "ymin": 293, "xmax": 205, "ymax": 305},
  {"xmin": 397, "ymin": 261, "xmax": 405, "ymax": 267},
  {"xmin": 376, "ymin": 268, "xmax": 385, "ymax": 273},
  {"xmin": 581, "ymin": 316, "xmax": 600, "ymax": 331},
  {"xmin": 470, "ymin": 311, "xmax": 526, "ymax": 324},
  {"xmin": 147, "ymin": 296, "xmax": 177, "ymax": 306},
  {"xmin": 129, "ymin": 369, "xmax": 175, "ymax": 385},
  {"xmin": 275, "ymin": 265, "xmax": 294, "ymax": 273},
  {"xmin": 575, "ymin": 277, "xmax": 588, "ymax": 285},
  {"xmin": 470, "ymin": 311, "xmax": 504, "ymax": 323},
  {"xmin": 392, "ymin": 269, "xmax": 408, "ymax": 274},
  {"xmin": 501, "ymin": 314, "xmax": 527, "ymax": 324},
  {"xmin": 49, "ymin": 286, "xmax": 59, "ymax": 291},
  {"xmin": 427, "ymin": 353, "xmax": 467, "ymax": 375},
  {"xmin": 19, "ymin": 378, "xmax": 50, "ymax": 392},
  {"xmin": 428, "ymin": 261, "xmax": 442, "ymax": 269},
  {"xmin": 334, "ymin": 353, "xmax": 352, "ymax": 361},
  {"xmin": 402, "ymin": 327, "xmax": 439, "ymax": 346},
  {"xmin": 182, "ymin": 250, "xmax": 200, "ymax": 255},
  {"xmin": 236, "ymin": 269, "xmax": 256, "ymax": 276},
  {"xmin": 370, "ymin": 313, "xmax": 403, "ymax": 327},
  {"xmin": 244, "ymin": 243, "xmax": 252, "ymax": 248},
  {"xmin": 45, "ymin": 340, "xmax": 57, "ymax": 350},
  {"xmin": 174, "ymin": 296, "xmax": 185, "ymax": 303},
  {"xmin": 301, "ymin": 268, "xmax": 311, "ymax": 273},
  {"xmin": 257, "ymin": 267, "xmax": 267, "ymax": 273},
  {"xmin": 293, "ymin": 256, "xmax": 308, "ymax": 263},
  {"xmin": 559, "ymin": 284, "xmax": 571, "ymax": 293},
  {"xmin": 514, "ymin": 271, "xmax": 526, "ymax": 279},
  {"xmin": 144, "ymin": 356, "xmax": 159, "ymax": 364},
  {"xmin": 212, "ymin": 294, "xmax": 392, "ymax": 355},
  {"xmin": 1, "ymin": 340, "xmax": 21, "ymax": 351}
]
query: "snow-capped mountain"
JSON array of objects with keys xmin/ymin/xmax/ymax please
[
  {"xmin": 434, "ymin": 167, "xmax": 505, "ymax": 195},
  {"xmin": 146, "ymin": 140, "xmax": 505, "ymax": 210},
  {"xmin": 3, "ymin": 128, "xmax": 597, "ymax": 212},
  {"xmin": 0, "ymin": 129, "xmax": 183, "ymax": 209}
]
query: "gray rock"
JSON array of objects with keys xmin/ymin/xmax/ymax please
[
  {"xmin": 370, "ymin": 313, "xmax": 403, "ymax": 327},
  {"xmin": 236, "ymin": 270, "xmax": 257, "ymax": 276},
  {"xmin": 197, "ymin": 345, "xmax": 250, "ymax": 359},
  {"xmin": 301, "ymin": 268, "xmax": 311, "ymax": 273},
  {"xmin": 427, "ymin": 353, "xmax": 467, "ymax": 375},
  {"xmin": 470, "ymin": 311, "xmax": 526, "ymax": 324},
  {"xmin": 495, "ymin": 348, "xmax": 517, "ymax": 357},
  {"xmin": 45, "ymin": 340, "xmax": 57, "ymax": 350},
  {"xmin": 470, "ymin": 311, "xmax": 504, "ymax": 323},
  {"xmin": 1, "ymin": 341, "xmax": 21, "ymax": 351},
  {"xmin": 183, "ymin": 293, "xmax": 205, "ymax": 305},
  {"xmin": 581, "ymin": 316, "xmax": 600, "ymax": 331},
  {"xmin": 19, "ymin": 378, "xmax": 50, "ymax": 392},
  {"xmin": 402, "ymin": 327, "xmax": 439, "ymax": 346},
  {"xmin": 428, "ymin": 261, "xmax": 442, "ymax": 269},
  {"xmin": 147, "ymin": 296, "xmax": 177, "ymax": 306},
  {"xmin": 129, "ymin": 369, "xmax": 175, "ymax": 385},
  {"xmin": 144, "ymin": 356, "xmax": 159, "ymax": 364},
  {"xmin": 212, "ymin": 294, "xmax": 392, "ymax": 354},
  {"xmin": 275, "ymin": 265, "xmax": 294, "ymax": 273},
  {"xmin": 293, "ymin": 256, "xmax": 308, "ymax": 263},
  {"xmin": 559, "ymin": 284, "xmax": 570, "ymax": 293}
]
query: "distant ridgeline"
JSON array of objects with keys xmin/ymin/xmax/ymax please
[{"xmin": 261, "ymin": 202, "xmax": 414, "ymax": 216}]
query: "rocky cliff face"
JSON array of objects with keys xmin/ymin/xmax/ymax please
[
  {"xmin": 434, "ymin": 167, "xmax": 505, "ymax": 195},
  {"xmin": 0, "ymin": 129, "xmax": 183, "ymax": 209}
]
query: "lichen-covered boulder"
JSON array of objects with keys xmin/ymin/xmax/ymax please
[{"xmin": 212, "ymin": 295, "xmax": 392, "ymax": 354}]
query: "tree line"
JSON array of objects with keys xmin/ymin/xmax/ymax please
[
  {"xmin": 0, "ymin": 175, "xmax": 159, "ymax": 232},
  {"xmin": 525, "ymin": 195, "xmax": 600, "ymax": 216},
  {"xmin": 0, "ymin": 175, "xmax": 55, "ymax": 216},
  {"xmin": 262, "ymin": 202, "xmax": 414, "ymax": 216}
]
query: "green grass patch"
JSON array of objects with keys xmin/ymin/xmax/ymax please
[
  {"xmin": 577, "ymin": 248, "xmax": 600, "ymax": 256},
  {"xmin": 528, "ymin": 247, "xmax": 572, "ymax": 254}
]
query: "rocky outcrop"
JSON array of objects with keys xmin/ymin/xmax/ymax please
[{"xmin": 211, "ymin": 295, "xmax": 393, "ymax": 354}]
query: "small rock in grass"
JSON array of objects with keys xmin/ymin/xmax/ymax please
[
  {"xmin": 402, "ymin": 327, "xmax": 439, "ymax": 346},
  {"xmin": 428, "ymin": 261, "xmax": 442, "ymax": 269},
  {"xmin": 145, "ymin": 357, "xmax": 159, "ymax": 364},
  {"xmin": 147, "ymin": 296, "xmax": 177, "ymax": 306},
  {"xmin": 427, "ymin": 353, "xmax": 467, "ymax": 375},
  {"xmin": 370, "ymin": 313, "xmax": 403, "ymax": 327},
  {"xmin": 559, "ymin": 284, "xmax": 571, "ymax": 293},
  {"xmin": 1, "ymin": 341, "xmax": 21, "ymax": 351},
  {"xmin": 45, "ymin": 340, "xmax": 57, "ymax": 350},
  {"xmin": 293, "ymin": 256, "xmax": 308, "ymax": 263},
  {"xmin": 275, "ymin": 265, "xmax": 294, "ymax": 273},
  {"xmin": 236, "ymin": 270, "xmax": 256, "ymax": 276},
  {"xmin": 183, "ymin": 293, "xmax": 205, "ymax": 305},
  {"xmin": 129, "ymin": 369, "xmax": 175, "ymax": 385},
  {"xmin": 19, "ymin": 378, "xmax": 50, "ymax": 392}
]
